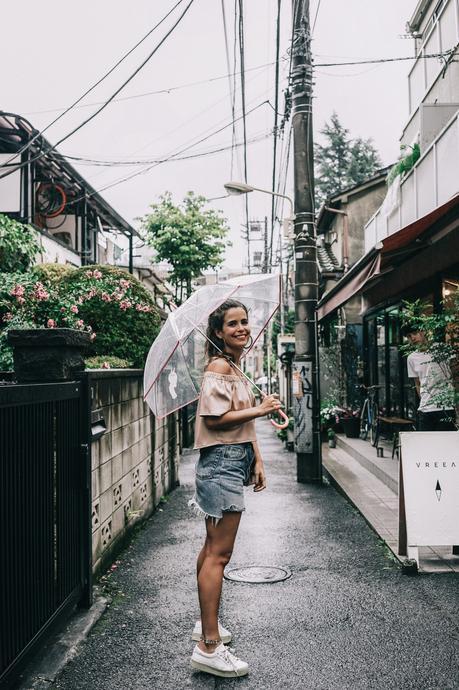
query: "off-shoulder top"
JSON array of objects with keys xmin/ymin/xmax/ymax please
[{"xmin": 194, "ymin": 371, "xmax": 257, "ymax": 449}]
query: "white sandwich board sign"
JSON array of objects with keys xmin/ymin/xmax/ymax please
[{"xmin": 399, "ymin": 431, "xmax": 459, "ymax": 565}]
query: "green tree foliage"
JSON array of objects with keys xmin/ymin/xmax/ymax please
[
  {"xmin": 401, "ymin": 291, "xmax": 459, "ymax": 420},
  {"xmin": 314, "ymin": 112, "xmax": 382, "ymax": 207},
  {"xmin": 0, "ymin": 214, "xmax": 42, "ymax": 272},
  {"xmin": 141, "ymin": 192, "xmax": 230, "ymax": 303}
]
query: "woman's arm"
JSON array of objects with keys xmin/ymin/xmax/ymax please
[
  {"xmin": 202, "ymin": 358, "xmax": 281, "ymax": 431},
  {"xmin": 250, "ymin": 440, "xmax": 266, "ymax": 491},
  {"xmin": 204, "ymin": 395, "xmax": 281, "ymax": 430}
]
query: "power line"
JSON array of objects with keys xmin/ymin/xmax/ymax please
[
  {"xmin": 64, "ymin": 131, "xmax": 270, "ymax": 166},
  {"xmin": 314, "ymin": 48, "xmax": 457, "ymax": 67},
  {"xmin": 221, "ymin": 0, "xmax": 238, "ymax": 180},
  {"xmin": 23, "ymin": 59, "xmax": 279, "ymax": 116},
  {"xmin": 0, "ymin": 0, "xmax": 196, "ymax": 180},
  {"xmin": 4, "ymin": 0, "xmax": 188, "ymax": 163},
  {"xmin": 238, "ymin": 0, "xmax": 250, "ymax": 273},
  {"xmin": 269, "ymin": 0, "xmax": 282, "ymax": 270},
  {"xmin": 312, "ymin": 0, "xmax": 322, "ymax": 34},
  {"xmin": 64, "ymin": 99, "xmax": 271, "ymax": 206}
]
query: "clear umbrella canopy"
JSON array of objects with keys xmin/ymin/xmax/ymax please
[{"xmin": 143, "ymin": 273, "xmax": 281, "ymax": 419}]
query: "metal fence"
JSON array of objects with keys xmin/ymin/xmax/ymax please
[{"xmin": 0, "ymin": 380, "xmax": 91, "ymax": 687}]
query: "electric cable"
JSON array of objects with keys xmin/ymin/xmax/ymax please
[
  {"xmin": 0, "ymin": 0, "xmax": 196, "ymax": 180},
  {"xmin": 221, "ymin": 0, "xmax": 238, "ymax": 180},
  {"xmin": 269, "ymin": 0, "xmax": 282, "ymax": 270},
  {"xmin": 63, "ymin": 99, "xmax": 271, "ymax": 207},
  {"xmin": 238, "ymin": 0, "xmax": 250, "ymax": 272},
  {"xmin": 64, "ymin": 131, "xmax": 270, "ymax": 166},
  {"xmin": 3, "ymin": 0, "xmax": 187, "ymax": 164},
  {"xmin": 312, "ymin": 0, "xmax": 322, "ymax": 34}
]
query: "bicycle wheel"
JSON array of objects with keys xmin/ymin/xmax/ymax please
[
  {"xmin": 360, "ymin": 399, "xmax": 369, "ymax": 440},
  {"xmin": 369, "ymin": 401, "xmax": 379, "ymax": 446}
]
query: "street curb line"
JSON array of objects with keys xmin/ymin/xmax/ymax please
[{"xmin": 16, "ymin": 594, "xmax": 109, "ymax": 689}]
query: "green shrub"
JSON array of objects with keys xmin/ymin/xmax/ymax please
[
  {"xmin": 0, "ymin": 214, "xmax": 42, "ymax": 273},
  {"xmin": 60, "ymin": 265, "xmax": 160, "ymax": 367},
  {"xmin": 0, "ymin": 264, "xmax": 161, "ymax": 370}
]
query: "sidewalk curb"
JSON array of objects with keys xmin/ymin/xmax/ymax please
[
  {"xmin": 322, "ymin": 465, "xmax": 407, "ymax": 571},
  {"xmin": 17, "ymin": 594, "xmax": 109, "ymax": 689}
]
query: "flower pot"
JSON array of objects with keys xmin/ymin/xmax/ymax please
[
  {"xmin": 7, "ymin": 328, "xmax": 91, "ymax": 383},
  {"xmin": 328, "ymin": 438, "xmax": 336, "ymax": 448},
  {"xmin": 341, "ymin": 416, "xmax": 361, "ymax": 438}
]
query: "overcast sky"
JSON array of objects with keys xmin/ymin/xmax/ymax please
[{"xmin": 1, "ymin": 1, "xmax": 416, "ymax": 268}]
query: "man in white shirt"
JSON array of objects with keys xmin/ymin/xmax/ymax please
[{"xmin": 404, "ymin": 326, "xmax": 456, "ymax": 431}]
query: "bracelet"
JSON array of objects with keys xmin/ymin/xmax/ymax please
[{"xmin": 200, "ymin": 636, "xmax": 222, "ymax": 645}]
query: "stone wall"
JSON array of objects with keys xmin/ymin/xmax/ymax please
[{"xmin": 88, "ymin": 370, "xmax": 179, "ymax": 574}]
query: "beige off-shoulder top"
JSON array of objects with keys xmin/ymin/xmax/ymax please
[{"xmin": 194, "ymin": 371, "xmax": 257, "ymax": 449}]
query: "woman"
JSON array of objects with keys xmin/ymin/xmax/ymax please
[{"xmin": 189, "ymin": 299, "xmax": 282, "ymax": 678}]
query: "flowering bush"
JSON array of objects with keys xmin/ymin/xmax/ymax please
[
  {"xmin": 59, "ymin": 265, "xmax": 160, "ymax": 366},
  {"xmin": 0, "ymin": 264, "xmax": 161, "ymax": 370}
]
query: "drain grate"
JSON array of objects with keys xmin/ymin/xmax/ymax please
[{"xmin": 224, "ymin": 565, "xmax": 292, "ymax": 584}]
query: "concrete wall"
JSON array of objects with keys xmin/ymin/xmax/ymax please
[{"xmin": 89, "ymin": 371, "xmax": 179, "ymax": 574}]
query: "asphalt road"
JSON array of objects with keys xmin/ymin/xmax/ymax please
[{"xmin": 49, "ymin": 420, "xmax": 459, "ymax": 690}]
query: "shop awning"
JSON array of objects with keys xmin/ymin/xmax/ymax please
[
  {"xmin": 317, "ymin": 251, "xmax": 380, "ymax": 320},
  {"xmin": 317, "ymin": 192, "xmax": 459, "ymax": 320}
]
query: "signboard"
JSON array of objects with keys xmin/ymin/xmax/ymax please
[
  {"xmin": 293, "ymin": 361, "xmax": 313, "ymax": 453},
  {"xmin": 399, "ymin": 432, "xmax": 459, "ymax": 559}
]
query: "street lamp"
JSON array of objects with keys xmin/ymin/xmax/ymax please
[{"xmin": 224, "ymin": 181, "xmax": 295, "ymax": 238}]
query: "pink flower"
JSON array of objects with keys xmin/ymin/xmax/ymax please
[
  {"xmin": 135, "ymin": 304, "xmax": 150, "ymax": 312},
  {"xmin": 119, "ymin": 300, "xmax": 131, "ymax": 311},
  {"xmin": 90, "ymin": 332, "xmax": 97, "ymax": 341},
  {"xmin": 33, "ymin": 282, "xmax": 49, "ymax": 301},
  {"xmin": 78, "ymin": 296, "xmax": 84, "ymax": 304},
  {"xmin": 87, "ymin": 289, "xmax": 96, "ymax": 299},
  {"xmin": 47, "ymin": 319, "xmax": 56, "ymax": 328},
  {"xmin": 60, "ymin": 307, "xmax": 66, "ymax": 312},
  {"xmin": 76, "ymin": 319, "xmax": 84, "ymax": 327},
  {"xmin": 119, "ymin": 279, "xmax": 130, "ymax": 289},
  {"xmin": 2, "ymin": 312, "xmax": 13, "ymax": 322},
  {"xmin": 70, "ymin": 305, "xmax": 79, "ymax": 314},
  {"xmin": 86, "ymin": 270, "xmax": 93, "ymax": 278},
  {"xmin": 10, "ymin": 284, "xmax": 25, "ymax": 297},
  {"xmin": 101, "ymin": 292, "xmax": 111, "ymax": 302},
  {"xmin": 93, "ymin": 269, "xmax": 103, "ymax": 279},
  {"xmin": 102, "ymin": 361, "xmax": 110, "ymax": 369},
  {"xmin": 17, "ymin": 296, "xmax": 25, "ymax": 305}
]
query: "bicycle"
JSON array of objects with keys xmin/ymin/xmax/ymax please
[{"xmin": 359, "ymin": 385, "xmax": 381, "ymax": 446}]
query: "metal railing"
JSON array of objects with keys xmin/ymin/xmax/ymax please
[
  {"xmin": 0, "ymin": 380, "xmax": 91, "ymax": 687},
  {"xmin": 364, "ymin": 108, "xmax": 459, "ymax": 252}
]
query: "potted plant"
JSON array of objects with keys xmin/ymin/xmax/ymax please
[
  {"xmin": 339, "ymin": 409, "xmax": 361, "ymax": 438},
  {"xmin": 327, "ymin": 428, "xmax": 337, "ymax": 448}
]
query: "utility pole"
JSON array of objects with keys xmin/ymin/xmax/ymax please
[{"xmin": 291, "ymin": 0, "xmax": 321, "ymax": 482}]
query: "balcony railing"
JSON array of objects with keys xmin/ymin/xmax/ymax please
[
  {"xmin": 364, "ymin": 108, "xmax": 459, "ymax": 252},
  {"xmin": 408, "ymin": 0, "xmax": 459, "ymax": 114}
]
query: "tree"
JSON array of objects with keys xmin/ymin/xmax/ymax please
[
  {"xmin": 0, "ymin": 213, "xmax": 42, "ymax": 273},
  {"xmin": 314, "ymin": 112, "xmax": 382, "ymax": 207},
  {"xmin": 141, "ymin": 192, "xmax": 230, "ymax": 303}
]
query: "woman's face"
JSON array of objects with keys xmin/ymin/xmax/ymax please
[{"xmin": 216, "ymin": 307, "xmax": 250, "ymax": 349}]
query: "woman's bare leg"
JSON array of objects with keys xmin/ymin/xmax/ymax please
[{"xmin": 197, "ymin": 512, "xmax": 242, "ymax": 652}]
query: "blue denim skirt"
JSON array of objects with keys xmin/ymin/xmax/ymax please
[{"xmin": 188, "ymin": 443, "xmax": 255, "ymax": 523}]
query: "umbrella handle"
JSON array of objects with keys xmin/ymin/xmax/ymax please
[{"xmin": 270, "ymin": 409, "xmax": 290, "ymax": 430}]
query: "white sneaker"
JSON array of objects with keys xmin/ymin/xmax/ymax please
[
  {"xmin": 192, "ymin": 619, "xmax": 232, "ymax": 644},
  {"xmin": 191, "ymin": 643, "xmax": 248, "ymax": 678}
]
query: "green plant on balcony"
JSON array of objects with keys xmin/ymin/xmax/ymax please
[{"xmin": 386, "ymin": 143, "xmax": 421, "ymax": 186}]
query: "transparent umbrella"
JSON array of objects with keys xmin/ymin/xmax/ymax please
[{"xmin": 143, "ymin": 273, "xmax": 288, "ymax": 428}]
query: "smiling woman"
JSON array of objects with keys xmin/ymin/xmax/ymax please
[{"xmin": 188, "ymin": 298, "xmax": 282, "ymax": 678}]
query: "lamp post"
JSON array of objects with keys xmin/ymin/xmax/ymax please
[{"xmin": 224, "ymin": 181, "xmax": 294, "ymax": 336}]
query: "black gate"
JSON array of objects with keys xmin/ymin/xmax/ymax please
[{"xmin": 0, "ymin": 379, "xmax": 91, "ymax": 688}]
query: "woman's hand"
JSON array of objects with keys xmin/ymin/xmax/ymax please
[
  {"xmin": 257, "ymin": 394, "xmax": 282, "ymax": 418},
  {"xmin": 251, "ymin": 461, "xmax": 266, "ymax": 492}
]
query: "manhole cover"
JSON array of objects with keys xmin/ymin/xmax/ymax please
[{"xmin": 224, "ymin": 565, "xmax": 292, "ymax": 584}]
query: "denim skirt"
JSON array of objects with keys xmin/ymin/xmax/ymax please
[{"xmin": 188, "ymin": 443, "xmax": 254, "ymax": 523}]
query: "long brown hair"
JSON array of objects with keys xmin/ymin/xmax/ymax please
[{"xmin": 205, "ymin": 299, "xmax": 248, "ymax": 360}]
